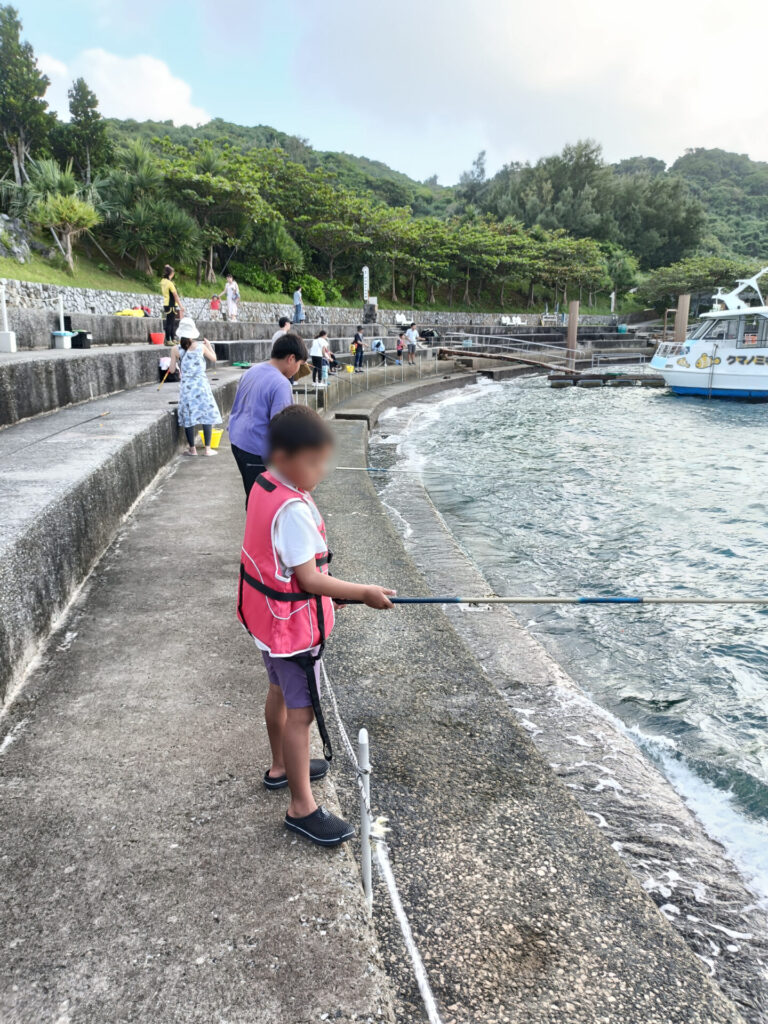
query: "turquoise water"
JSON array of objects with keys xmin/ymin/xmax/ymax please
[{"xmin": 372, "ymin": 375, "xmax": 768, "ymax": 895}]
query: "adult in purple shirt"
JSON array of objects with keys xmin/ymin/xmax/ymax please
[{"xmin": 229, "ymin": 333, "xmax": 309, "ymax": 502}]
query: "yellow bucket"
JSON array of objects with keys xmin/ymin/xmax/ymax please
[
  {"xmin": 345, "ymin": 364, "xmax": 354, "ymax": 374},
  {"xmin": 198, "ymin": 427, "xmax": 224, "ymax": 449}
]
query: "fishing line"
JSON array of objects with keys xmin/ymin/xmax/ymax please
[{"xmin": 1, "ymin": 411, "xmax": 111, "ymax": 460}]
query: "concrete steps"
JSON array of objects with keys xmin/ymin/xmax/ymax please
[
  {"xmin": 0, "ymin": 345, "xmax": 169, "ymax": 427},
  {"xmin": 0, "ymin": 368, "xmax": 243, "ymax": 702}
]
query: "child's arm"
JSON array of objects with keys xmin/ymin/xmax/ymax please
[
  {"xmin": 201, "ymin": 338, "xmax": 217, "ymax": 363},
  {"xmin": 293, "ymin": 559, "xmax": 395, "ymax": 609}
]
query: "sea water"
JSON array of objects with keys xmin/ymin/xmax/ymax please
[{"xmin": 370, "ymin": 374, "xmax": 768, "ymax": 1016}]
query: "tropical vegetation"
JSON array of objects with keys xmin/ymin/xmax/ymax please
[{"xmin": 1, "ymin": 4, "xmax": 765, "ymax": 312}]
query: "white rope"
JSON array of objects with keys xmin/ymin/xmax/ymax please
[{"xmin": 319, "ymin": 659, "xmax": 445, "ymax": 1024}]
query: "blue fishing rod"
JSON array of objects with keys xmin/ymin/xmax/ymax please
[{"xmin": 383, "ymin": 595, "xmax": 768, "ymax": 606}]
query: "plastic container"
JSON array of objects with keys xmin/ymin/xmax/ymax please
[
  {"xmin": 51, "ymin": 330, "xmax": 76, "ymax": 349},
  {"xmin": 198, "ymin": 427, "xmax": 224, "ymax": 449},
  {"xmin": 618, "ymin": 323, "xmax": 628, "ymax": 334},
  {"xmin": 149, "ymin": 332, "xmax": 165, "ymax": 345}
]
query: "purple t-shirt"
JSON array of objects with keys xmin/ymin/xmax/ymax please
[{"xmin": 228, "ymin": 363, "xmax": 293, "ymax": 457}]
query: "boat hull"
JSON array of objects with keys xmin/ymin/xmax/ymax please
[{"xmin": 652, "ymin": 344, "xmax": 768, "ymax": 399}]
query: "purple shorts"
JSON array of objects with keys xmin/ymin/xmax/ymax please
[{"xmin": 261, "ymin": 648, "xmax": 321, "ymax": 709}]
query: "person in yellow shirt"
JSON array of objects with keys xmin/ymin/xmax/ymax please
[{"xmin": 160, "ymin": 265, "xmax": 185, "ymax": 343}]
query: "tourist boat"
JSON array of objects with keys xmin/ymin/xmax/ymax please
[{"xmin": 650, "ymin": 267, "xmax": 768, "ymax": 398}]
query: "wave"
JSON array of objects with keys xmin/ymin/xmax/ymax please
[{"xmin": 371, "ymin": 382, "xmax": 768, "ymax": 1021}]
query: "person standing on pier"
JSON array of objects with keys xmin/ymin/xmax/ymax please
[
  {"xmin": 271, "ymin": 316, "xmax": 291, "ymax": 343},
  {"xmin": 237, "ymin": 405, "xmax": 395, "ymax": 846},
  {"xmin": 228, "ymin": 333, "xmax": 309, "ymax": 503},
  {"xmin": 293, "ymin": 285, "xmax": 303, "ymax": 324},
  {"xmin": 219, "ymin": 273, "xmax": 240, "ymax": 321},
  {"xmin": 309, "ymin": 331, "xmax": 327, "ymax": 386},
  {"xmin": 352, "ymin": 326, "xmax": 365, "ymax": 372},
  {"xmin": 405, "ymin": 322, "xmax": 421, "ymax": 365},
  {"xmin": 160, "ymin": 265, "xmax": 184, "ymax": 343},
  {"xmin": 167, "ymin": 317, "xmax": 221, "ymax": 457}
]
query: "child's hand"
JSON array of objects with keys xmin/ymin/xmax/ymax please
[{"xmin": 362, "ymin": 586, "xmax": 396, "ymax": 610}]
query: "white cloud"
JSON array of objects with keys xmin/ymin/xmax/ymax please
[
  {"xmin": 277, "ymin": 0, "xmax": 768, "ymax": 180},
  {"xmin": 39, "ymin": 49, "xmax": 210, "ymax": 127}
]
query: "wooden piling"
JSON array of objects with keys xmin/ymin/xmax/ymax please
[
  {"xmin": 567, "ymin": 301, "xmax": 579, "ymax": 371},
  {"xmin": 674, "ymin": 294, "xmax": 691, "ymax": 344}
]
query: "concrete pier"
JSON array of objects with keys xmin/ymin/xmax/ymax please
[
  {"xmin": 0, "ymin": 437, "xmax": 393, "ymax": 1024},
  {"xmin": 0, "ymin": 362, "xmax": 753, "ymax": 1024}
]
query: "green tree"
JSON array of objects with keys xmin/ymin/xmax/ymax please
[
  {"xmin": 101, "ymin": 142, "xmax": 199, "ymax": 274},
  {"xmin": 0, "ymin": 5, "xmax": 53, "ymax": 184},
  {"xmin": 30, "ymin": 193, "xmax": 99, "ymax": 273},
  {"xmin": 66, "ymin": 77, "xmax": 110, "ymax": 184},
  {"xmin": 637, "ymin": 254, "xmax": 759, "ymax": 311},
  {"xmin": 295, "ymin": 187, "xmax": 370, "ymax": 280}
]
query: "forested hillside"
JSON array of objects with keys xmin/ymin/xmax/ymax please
[{"xmin": 1, "ymin": 3, "xmax": 766, "ymax": 313}]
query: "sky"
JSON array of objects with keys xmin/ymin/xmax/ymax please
[{"xmin": 18, "ymin": 0, "xmax": 768, "ymax": 185}]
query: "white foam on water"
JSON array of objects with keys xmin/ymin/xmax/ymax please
[{"xmin": 646, "ymin": 743, "xmax": 768, "ymax": 910}]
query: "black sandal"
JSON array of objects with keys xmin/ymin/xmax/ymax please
[
  {"xmin": 284, "ymin": 806, "xmax": 354, "ymax": 846},
  {"xmin": 264, "ymin": 759, "xmax": 329, "ymax": 790}
]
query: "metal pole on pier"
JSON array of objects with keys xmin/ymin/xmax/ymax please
[
  {"xmin": 566, "ymin": 300, "xmax": 579, "ymax": 372},
  {"xmin": 358, "ymin": 728, "xmax": 373, "ymax": 910}
]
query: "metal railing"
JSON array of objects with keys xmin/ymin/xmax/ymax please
[
  {"xmin": 442, "ymin": 332, "xmax": 568, "ymax": 360},
  {"xmin": 293, "ymin": 346, "xmax": 444, "ymax": 408}
]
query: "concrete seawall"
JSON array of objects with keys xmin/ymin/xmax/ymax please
[
  {"xmin": 0, "ymin": 372, "xmax": 241, "ymax": 703},
  {"xmin": 0, "ymin": 346, "xmax": 164, "ymax": 426}
]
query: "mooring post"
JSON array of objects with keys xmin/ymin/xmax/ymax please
[
  {"xmin": 674, "ymin": 293, "xmax": 691, "ymax": 344},
  {"xmin": 358, "ymin": 727, "xmax": 373, "ymax": 910},
  {"xmin": 566, "ymin": 300, "xmax": 579, "ymax": 371},
  {"xmin": 0, "ymin": 279, "xmax": 17, "ymax": 353},
  {"xmin": 58, "ymin": 294, "xmax": 65, "ymax": 333}
]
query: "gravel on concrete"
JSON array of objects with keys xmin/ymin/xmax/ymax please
[{"xmin": 0, "ymin": 435, "xmax": 394, "ymax": 1024}]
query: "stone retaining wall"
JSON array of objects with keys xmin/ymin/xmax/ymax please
[{"xmin": 2, "ymin": 275, "xmax": 629, "ymax": 329}]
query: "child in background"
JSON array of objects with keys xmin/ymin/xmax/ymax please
[
  {"xmin": 210, "ymin": 294, "xmax": 221, "ymax": 320},
  {"xmin": 237, "ymin": 406, "xmax": 395, "ymax": 846},
  {"xmin": 396, "ymin": 332, "xmax": 405, "ymax": 364}
]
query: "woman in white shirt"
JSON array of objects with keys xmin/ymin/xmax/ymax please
[{"xmin": 309, "ymin": 330, "xmax": 327, "ymax": 386}]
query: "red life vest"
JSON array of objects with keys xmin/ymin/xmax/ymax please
[{"xmin": 237, "ymin": 471, "xmax": 335, "ymax": 657}]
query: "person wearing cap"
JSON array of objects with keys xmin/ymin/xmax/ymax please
[
  {"xmin": 167, "ymin": 317, "xmax": 222, "ymax": 457},
  {"xmin": 228, "ymin": 332, "xmax": 310, "ymax": 503}
]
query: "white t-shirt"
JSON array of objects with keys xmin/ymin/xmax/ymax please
[
  {"xmin": 271, "ymin": 327, "xmax": 288, "ymax": 343},
  {"xmin": 405, "ymin": 328, "xmax": 419, "ymax": 346},
  {"xmin": 309, "ymin": 337, "xmax": 325, "ymax": 358},
  {"xmin": 225, "ymin": 280, "xmax": 239, "ymax": 301},
  {"xmin": 293, "ymin": 290, "xmax": 302, "ymax": 305},
  {"xmin": 273, "ymin": 488, "xmax": 325, "ymax": 577}
]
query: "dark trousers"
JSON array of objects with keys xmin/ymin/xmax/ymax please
[
  {"xmin": 186, "ymin": 425, "xmax": 212, "ymax": 447},
  {"xmin": 311, "ymin": 355, "xmax": 323, "ymax": 382},
  {"xmin": 231, "ymin": 442, "xmax": 266, "ymax": 506},
  {"xmin": 163, "ymin": 306, "xmax": 178, "ymax": 343},
  {"xmin": 354, "ymin": 348, "xmax": 364, "ymax": 368}
]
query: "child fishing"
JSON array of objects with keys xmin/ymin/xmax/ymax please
[{"xmin": 237, "ymin": 406, "xmax": 395, "ymax": 846}]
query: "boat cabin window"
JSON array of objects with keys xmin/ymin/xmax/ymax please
[
  {"xmin": 701, "ymin": 318, "xmax": 739, "ymax": 342},
  {"xmin": 690, "ymin": 321, "xmax": 712, "ymax": 339},
  {"xmin": 737, "ymin": 315, "xmax": 768, "ymax": 348}
]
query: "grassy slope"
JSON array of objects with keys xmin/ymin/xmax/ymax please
[
  {"xmin": 0, "ymin": 255, "xmax": 643, "ymax": 315},
  {"xmin": 0, "ymin": 254, "xmax": 293, "ymax": 304}
]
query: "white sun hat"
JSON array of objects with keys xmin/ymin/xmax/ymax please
[{"xmin": 176, "ymin": 316, "xmax": 200, "ymax": 340}]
